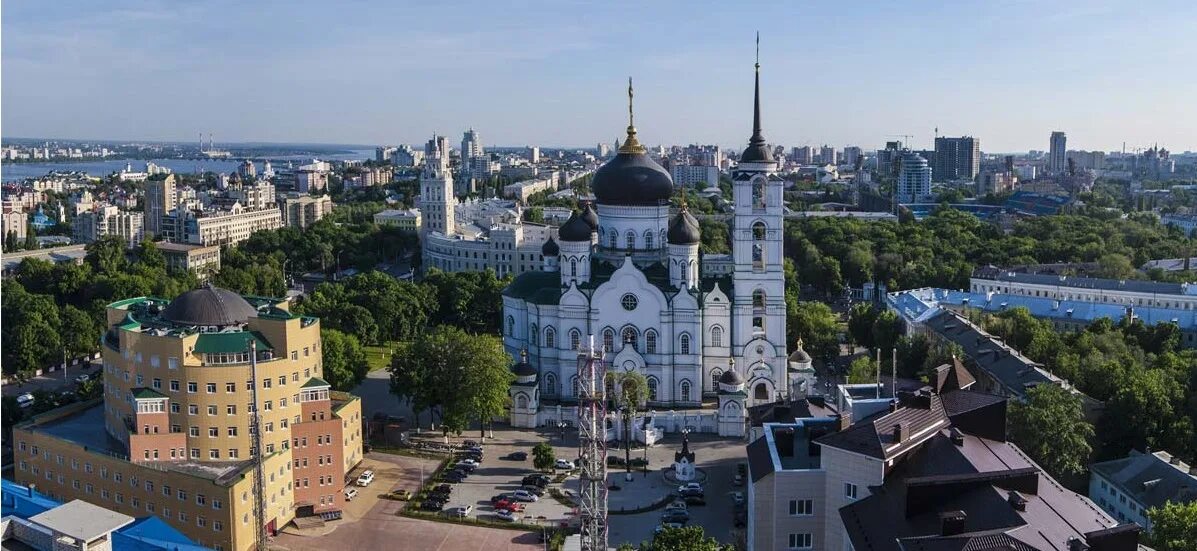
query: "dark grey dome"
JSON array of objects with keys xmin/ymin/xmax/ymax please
[
  {"xmin": 541, "ymin": 237, "xmax": 559, "ymax": 256},
  {"xmin": 558, "ymin": 211, "xmax": 592, "ymax": 242},
  {"xmin": 512, "ymin": 352, "xmax": 537, "ymax": 377},
  {"xmin": 667, "ymin": 209, "xmax": 701, "ymax": 245},
  {"xmin": 161, "ymin": 285, "xmax": 257, "ymax": 327},
  {"xmin": 788, "ymin": 341, "xmax": 812, "ymax": 364},
  {"xmin": 580, "ymin": 203, "xmax": 599, "ymax": 229},
  {"xmin": 719, "ymin": 369, "xmax": 744, "ymax": 385},
  {"xmin": 591, "ymin": 152, "xmax": 673, "ymax": 206}
]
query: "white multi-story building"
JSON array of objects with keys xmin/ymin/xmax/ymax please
[
  {"xmin": 970, "ymin": 266, "xmax": 1197, "ymax": 310},
  {"xmin": 281, "ymin": 193, "xmax": 333, "ymax": 229},
  {"xmin": 670, "ymin": 164, "xmax": 720, "ymax": 188},
  {"xmin": 182, "ymin": 204, "xmax": 283, "ymax": 246},
  {"xmin": 1049, "ymin": 131, "xmax": 1067, "ymax": 174},
  {"xmin": 72, "ymin": 204, "xmax": 144, "ymax": 247},
  {"xmin": 502, "ymin": 176, "xmax": 557, "ymax": 202},
  {"xmin": 501, "ymin": 70, "xmax": 787, "ymax": 409},
  {"xmin": 1089, "ymin": 450, "xmax": 1196, "ymax": 533},
  {"xmin": 295, "ymin": 161, "xmax": 331, "ymax": 193},
  {"xmin": 896, "ymin": 151, "xmax": 932, "ymax": 203}
]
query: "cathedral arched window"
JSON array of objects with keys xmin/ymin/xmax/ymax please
[
  {"xmin": 644, "ymin": 230, "xmax": 654, "ymax": 250},
  {"xmin": 645, "ymin": 330, "xmax": 658, "ymax": 354},
  {"xmin": 680, "ymin": 381, "xmax": 691, "ymax": 402},
  {"xmin": 711, "ymin": 368, "xmax": 723, "ymax": 391},
  {"xmin": 516, "ymin": 394, "xmax": 528, "ymax": 409},
  {"xmin": 754, "ymin": 382, "xmax": 769, "ymax": 400},
  {"xmin": 529, "ymin": 324, "xmax": 538, "ymax": 345},
  {"xmin": 569, "ymin": 329, "xmax": 581, "ymax": 351},
  {"xmin": 608, "ymin": 230, "xmax": 617, "ymax": 249},
  {"xmin": 621, "ymin": 327, "xmax": 638, "ymax": 351},
  {"xmin": 711, "ymin": 326, "xmax": 723, "ymax": 347},
  {"xmin": 647, "ymin": 377, "xmax": 659, "ymax": 401},
  {"xmin": 625, "ymin": 230, "xmax": 635, "ymax": 251},
  {"xmin": 679, "ymin": 333, "xmax": 691, "ymax": 355},
  {"xmin": 752, "ymin": 221, "xmax": 766, "ymax": 270},
  {"xmin": 602, "ymin": 329, "xmax": 615, "ymax": 353},
  {"xmin": 752, "ymin": 179, "xmax": 766, "ymax": 210},
  {"xmin": 660, "ymin": 229, "xmax": 667, "ymax": 247},
  {"xmin": 753, "ymin": 289, "xmax": 766, "ymax": 310},
  {"xmin": 506, "ymin": 316, "xmax": 515, "ymax": 336},
  {"xmin": 570, "ymin": 258, "xmax": 577, "ymax": 276},
  {"xmin": 544, "ymin": 373, "xmax": 558, "ymax": 396},
  {"xmin": 544, "ymin": 327, "xmax": 555, "ymax": 348}
]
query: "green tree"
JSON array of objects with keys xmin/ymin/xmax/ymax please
[
  {"xmin": 639, "ymin": 525, "xmax": 730, "ymax": 551},
  {"xmin": 606, "ymin": 370, "xmax": 648, "ymax": 474},
  {"xmin": 846, "ymin": 356, "xmax": 876, "ymax": 384},
  {"xmin": 76, "ymin": 377, "xmax": 103, "ymax": 400},
  {"xmin": 532, "ymin": 442, "xmax": 556, "ymax": 472},
  {"xmin": 84, "ymin": 236, "xmax": 127, "ymax": 274},
  {"xmin": 1008, "ymin": 384, "xmax": 1093, "ymax": 477},
  {"xmin": 847, "ymin": 303, "xmax": 879, "ymax": 348},
  {"xmin": 136, "ymin": 239, "xmax": 166, "ymax": 271},
  {"xmin": 60, "ymin": 304, "xmax": 100, "ymax": 359},
  {"xmin": 1146, "ymin": 500, "xmax": 1197, "ymax": 551},
  {"xmin": 320, "ymin": 329, "xmax": 370, "ymax": 391},
  {"xmin": 871, "ymin": 309, "xmax": 903, "ymax": 352},
  {"xmin": 788, "ymin": 301, "xmax": 840, "ymax": 363}
]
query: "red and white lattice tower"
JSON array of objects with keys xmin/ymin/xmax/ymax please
[{"xmin": 576, "ymin": 336, "xmax": 608, "ymax": 550}]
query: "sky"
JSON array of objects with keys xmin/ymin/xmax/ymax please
[{"xmin": 3, "ymin": 0, "xmax": 1196, "ymax": 153}]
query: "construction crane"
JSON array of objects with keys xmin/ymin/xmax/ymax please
[
  {"xmin": 886, "ymin": 134, "xmax": 913, "ymax": 149},
  {"xmin": 576, "ymin": 337, "xmax": 608, "ymax": 551}
]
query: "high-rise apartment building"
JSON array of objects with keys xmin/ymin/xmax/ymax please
[
  {"xmin": 145, "ymin": 174, "xmax": 177, "ymax": 238},
  {"xmin": 461, "ymin": 129, "xmax": 483, "ymax": 159},
  {"xmin": 792, "ymin": 146, "xmax": 813, "ymax": 165},
  {"xmin": 819, "ymin": 145, "xmax": 837, "ymax": 165},
  {"xmin": 419, "ymin": 134, "xmax": 456, "ymax": 236},
  {"xmin": 842, "ymin": 146, "xmax": 862, "ymax": 168},
  {"xmin": 281, "ymin": 193, "xmax": 334, "ymax": 229},
  {"xmin": 1049, "ymin": 131, "xmax": 1067, "ymax": 174},
  {"xmin": 897, "ymin": 151, "xmax": 932, "ymax": 203},
  {"xmin": 933, "ymin": 136, "xmax": 980, "ymax": 182},
  {"xmin": 13, "ymin": 287, "xmax": 364, "ymax": 551}
]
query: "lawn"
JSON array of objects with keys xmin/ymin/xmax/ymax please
[{"xmin": 364, "ymin": 341, "xmax": 400, "ymax": 372}]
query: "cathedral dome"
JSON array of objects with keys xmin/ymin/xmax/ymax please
[
  {"xmin": 512, "ymin": 350, "xmax": 537, "ymax": 377},
  {"xmin": 541, "ymin": 237, "xmax": 560, "ymax": 256},
  {"xmin": 719, "ymin": 369, "xmax": 745, "ymax": 386},
  {"xmin": 558, "ymin": 211, "xmax": 592, "ymax": 242},
  {"xmin": 667, "ymin": 208, "xmax": 701, "ymax": 245},
  {"xmin": 591, "ymin": 153, "xmax": 673, "ymax": 206},
  {"xmin": 580, "ymin": 203, "xmax": 599, "ymax": 229}
]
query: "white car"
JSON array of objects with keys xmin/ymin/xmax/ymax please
[
  {"xmin": 732, "ymin": 492, "xmax": 745, "ymax": 506},
  {"xmin": 512, "ymin": 489, "xmax": 539, "ymax": 502},
  {"xmin": 555, "ymin": 459, "xmax": 575, "ymax": 470},
  {"xmin": 356, "ymin": 470, "xmax": 375, "ymax": 487},
  {"xmin": 677, "ymin": 482, "xmax": 703, "ymax": 494},
  {"xmin": 494, "ymin": 508, "xmax": 517, "ymax": 522},
  {"xmin": 664, "ymin": 501, "xmax": 687, "ymax": 513},
  {"xmin": 458, "ymin": 458, "xmax": 480, "ymax": 468},
  {"xmin": 446, "ymin": 505, "xmax": 473, "ymax": 517},
  {"xmin": 16, "ymin": 393, "xmax": 34, "ymax": 408},
  {"xmin": 75, "ymin": 372, "xmax": 93, "ymax": 384},
  {"xmin": 344, "ymin": 488, "xmax": 358, "ymax": 501}
]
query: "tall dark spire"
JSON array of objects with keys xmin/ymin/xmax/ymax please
[
  {"xmin": 619, "ymin": 77, "xmax": 646, "ymax": 155},
  {"xmin": 740, "ymin": 32, "xmax": 774, "ymax": 163}
]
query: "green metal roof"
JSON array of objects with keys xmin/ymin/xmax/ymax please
[
  {"xmin": 193, "ymin": 331, "xmax": 272, "ymax": 354},
  {"xmin": 503, "ymin": 271, "xmax": 563, "ymax": 305},
  {"xmin": 132, "ymin": 387, "xmax": 168, "ymax": 400},
  {"xmin": 301, "ymin": 377, "xmax": 331, "ymax": 389}
]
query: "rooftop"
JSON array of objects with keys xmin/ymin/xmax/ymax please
[
  {"xmin": 1090, "ymin": 450, "xmax": 1197, "ymax": 510},
  {"xmin": 973, "ymin": 265, "xmax": 1195, "ymax": 296},
  {"xmin": 29, "ymin": 500, "xmax": 134, "ymax": 543}
]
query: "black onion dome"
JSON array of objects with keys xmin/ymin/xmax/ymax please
[
  {"xmin": 512, "ymin": 351, "xmax": 537, "ymax": 377},
  {"xmin": 161, "ymin": 284, "xmax": 257, "ymax": 326},
  {"xmin": 591, "ymin": 152, "xmax": 674, "ymax": 206},
  {"xmin": 541, "ymin": 237, "xmax": 560, "ymax": 256},
  {"xmin": 580, "ymin": 203, "xmax": 599, "ymax": 229},
  {"xmin": 667, "ymin": 208, "xmax": 701, "ymax": 245},
  {"xmin": 558, "ymin": 211, "xmax": 592, "ymax": 242},
  {"xmin": 719, "ymin": 369, "xmax": 744, "ymax": 385}
]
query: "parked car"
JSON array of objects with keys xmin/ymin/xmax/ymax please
[
  {"xmin": 344, "ymin": 488, "xmax": 358, "ymax": 501},
  {"xmin": 491, "ymin": 494, "xmax": 511, "ymax": 505},
  {"xmin": 684, "ymin": 495, "xmax": 706, "ymax": 506},
  {"xmin": 555, "ymin": 459, "xmax": 575, "ymax": 470},
  {"xmin": 446, "ymin": 505, "xmax": 473, "ymax": 518},
  {"xmin": 522, "ymin": 474, "xmax": 550, "ymax": 486},
  {"xmin": 655, "ymin": 522, "xmax": 685, "ymax": 534},
  {"xmin": 661, "ymin": 510, "xmax": 690, "ymax": 524},
  {"xmin": 16, "ymin": 393, "xmax": 34, "ymax": 409},
  {"xmin": 503, "ymin": 451, "xmax": 528, "ymax": 461},
  {"xmin": 457, "ymin": 458, "xmax": 480, "ymax": 468},
  {"xmin": 512, "ymin": 489, "xmax": 539, "ymax": 502},
  {"xmin": 443, "ymin": 471, "xmax": 467, "ymax": 483},
  {"xmin": 75, "ymin": 372, "xmax": 93, "ymax": 384},
  {"xmin": 731, "ymin": 492, "xmax": 745, "ymax": 507},
  {"xmin": 463, "ymin": 440, "xmax": 480, "ymax": 448},
  {"xmin": 356, "ymin": 470, "xmax": 375, "ymax": 487},
  {"xmin": 494, "ymin": 508, "xmax": 517, "ymax": 522},
  {"xmin": 521, "ymin": 485, "xmax": 545, "ymax": 497},
  {"xmin": 664, "ymin": 501, "xmax": 687, "ymax": 513},
  {"xmin": 499, "ymin": 501, "xmax": 526, "ymax": 513},
  {"xmin": 677, "ymin": 482, "xmax": 703, "ymax": 494},
  {"xmin": 391, "ymin": 489, "xmax": 412, "ymax": 501}
]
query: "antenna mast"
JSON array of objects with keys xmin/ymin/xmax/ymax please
[
  {"xmin": 576, "ymin": 336, "xmax": 608, "ymax": 551},
  {"xmin": 248, "ymin": 340, "xmax": 268, "ymax": 551}
]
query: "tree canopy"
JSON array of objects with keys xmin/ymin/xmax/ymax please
[{"xmin": 1008, "ymin": 384, "xmax": 1094, "ymax": 478}]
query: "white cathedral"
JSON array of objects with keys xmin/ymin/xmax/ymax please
[{"xmin": 500, "ymin": 66, "xmax": 790, "ymax": 427}]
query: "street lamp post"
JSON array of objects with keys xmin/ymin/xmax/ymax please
[{"xmin": 557, "ymin": 420, "xmax": 567, "ymax": 442}]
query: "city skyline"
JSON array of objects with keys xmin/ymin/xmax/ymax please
[{"xmin": 3, "ymin": 0, "xmax": 1196, "ymax": 153}]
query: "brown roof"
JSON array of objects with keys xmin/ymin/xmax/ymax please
[{"xmin": 816, "ymin": 390, "xmax": 949, "ymax": 460}]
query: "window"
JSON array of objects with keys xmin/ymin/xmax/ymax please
[
  {"xmin": 680, "ymin": 381, "xmax": 691, "ymax": 402},
  {"xmin": 262, "ymin": 378, "xmax": 272, "ymax": 389},
  {"xmin": 620, "ymin": 293, "xmax": 638, "ymax": 311},
  {"xmin": 570, "ymin": 258, "xmax": 577, "ymax": 276},
  {"xmin": 189, "ymin": 427, "xmax": 199, "ymax": 437},
  {"xmin": 788, "ymin": 533, "xmax": 812, "ymax": 549},
  {"xmin": 152, "ymin": 378, "xmax": 162, "ymax": 389},
  {"xmin": 679, "ymin": 334, "xmax": 691, "ymax": 354},
  {"xmin": 845, "ymin": 483, "xmax": 858, "ymax": 500},
  {"xmin": 621, "ymin": 327, "xmax": 638, "ymax": 350},
  {"xmin": 753, "ymin": 289, "xmax": 766, "ymax": 310},
  {"xmin": 644, "ymin": 230, "xmax": 654, "ymax": 250},
  {"xmin": 169, "ymin": 380, "xmax": 180, "ymax": 392},
  {"xmin": 207, "ymin": 405, "xmax": 217, "ymax": 415},
  {"xmin": 608, "ymin": 231, "xmax": 617, "ymax": 249},
  {"xmin": 603, "ymin": 329, "xmax": 615, "ymax": 352},
  {"xmin": 711, "ymin": 326, "xmax": 723, "ymax": 347},
  {"xmin": 226, "ymin": 382, "xmax": 236, "ymax": 393},
  {"xmin": 545, "ymin": 327, "xmax": 556, "ymax": 348},
  {"xmin": 625, "ymin": 230, "xmax": 635, "ymax": 250},
  {"xmin": 647, "ymin": 377, "xmax": 658, "ymax": 401},
  {"xmin": 754, "ymin": 382, "xmax": 769, "ymax": 400},
  {"xmin": 569, "ymin": 329, "xmax": 581, "ymax": 351},
  {"xmin": 645, "ymin": 330, "xmax": 657, "ymax": 354},
  {"xmin": 168, "ymin": 357, "xmax": 179, "ymax": 370},
  {"xmin": 227, "ymin": 405, "xmax": 236, "ymax": 415},
  {"xmin": 529, "ymin": 324, "xmax": 538, "ymax": 345},
  {"xmin": 206, "ymin": 382, "xmax": 216, "ymax": 393},
  {"xmin": 711, "ymin": 369, "xmax": 723, "ymax": 390},
  {"xmin": 188, "ymin": 404, "xmax": 198, "ymax": 415},
  {"xmin": 187, "ymin": 382, "xmax": 197, "ymax": 393},
  {"xmin": 506, "ymin": 316, "xmax": 515, "ymax": 336},
  {"xmin": 789, "ymin": 499, "xmax": 813, "ymax": 515},
  {"xmin": 753, "ymin": 180, "xmax": 766, "ymax": 209}
]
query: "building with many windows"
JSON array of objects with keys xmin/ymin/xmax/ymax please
[
  {"xmin": 501, "ymin": 68, "xmax": 787, "ymax": 410},
  {"xmin": 1049, "ymin": 131, "xmax": 1067, "ymax": 174},
  {"xmin": 281, "ymin": 193, "xmax": 333, "ymax": 229},
  {"xmin": 896, "ymin": 151, "xmax": 932, "ymax": 203},
  {"xmin": 933, "ymin": 136, "xmax": 980, "ymax": 182},
  {"xmin": 155, "ymin": 242, "xmax": 221, "ymax": 280},
  {"xmin": 12, "ymin": 285, "xmax": 363, "ymax": 551},
  {"xmin": 1089, "ymin": 449, "xmax": 1197, "ymax": 533},
  {"xmin": 373, "ymin": 208, "xmax": 422, "ymax": 232}
]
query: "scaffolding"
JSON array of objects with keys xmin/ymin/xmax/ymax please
[{"xmin": 576, "ymin": 337, "xmax": 608, "ymax": 551}]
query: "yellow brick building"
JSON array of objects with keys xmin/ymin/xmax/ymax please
[{"xmin": 13, "ymin": 285, "xmax": 363, "ymax": 551}]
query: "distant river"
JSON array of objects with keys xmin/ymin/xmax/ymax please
[{"xmin": 0, "ymin": 149, "xmax": 374, "ymax": 182}]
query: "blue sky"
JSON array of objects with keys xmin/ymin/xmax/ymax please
[{"xmin": 3, "ymin": 0, "xmax": 1195, "ymax": 153}]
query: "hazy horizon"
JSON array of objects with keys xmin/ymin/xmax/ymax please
[{"xmin": 4, "ymin": 0, "xmax": 1196, "ymax": 153}]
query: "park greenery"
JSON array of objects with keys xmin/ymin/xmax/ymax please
[
  {"xmin": 1008, "ymin": 384, "xmax": 1094, "ymax": 477},
  {"xmin": 1145, "ymin": 500, "xmax": 1197, "ymax": 551},
  {"xmin": 616, "ymin": 525, "xmax": 734, "ymax": 551}
]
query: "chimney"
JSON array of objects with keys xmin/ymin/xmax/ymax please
[
  {"xmin": 939, "ymin": 511, "xmax": 967, "ymax": 536},
  {"xmin": 837, "ymin": 415, "xmax": 852, "ymax": 432},
  {"xmin": 892, "ymin": 423, "xmax": 907, "ymax": 443},
  {"xmin": 1007, "ymin": 490, "xmax": 1027, "ymax": 511}
]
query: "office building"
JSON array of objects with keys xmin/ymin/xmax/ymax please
[
  {"xmin": 183, "ymin": 206, "xmax": 283, "ymax": 247},
  {"xmin": 841, "ymin": 146, "xmax": 862, "ymax": 168},
  {"xmin": 391, "ymin": 145, "xmax": 421, "ymax": 167},
  {"xmin": 747, "ymin": 373, "xmax": 1134, "ymax": 551},
  {"xmin": 13, "ymin": 286, "xmax": 364, "ymax": 551},
  {"xmin": 144, "ymin": 174, "xmax": 177, "ymax": 238},
  {"xmin": 281, "ymin": 193, "xmax": 334, "ymax": 229},
  {"xmin": 896, "ymin": 151, "xmax": 932, "ymax": 203},
  {"xmin": 73, "ymin": 205, "xmax": 144, "ymax": 247},
  {"xmin": 375, "ymin": 146, "xmax": 396, "ymax": 163},
  {"xmin": 875, "ymin": 141, "xmax": 904, "ymax": 177},
  {"xmin": 670, "ymin": 164, "xmax": 720, "ymax": 188},
  {"xmin": 970, "ymin": 266, "xmax": 1197, "ymax": 310},
  {"xmin": 1068, "ymin": 150, "xmax": 1106, "ymax": 171},
  {"xmin": 792, "ymin": 146, "xmax": 813, "ymax": 165},
  {"xmin": 1049, "ymin": 131, "xmax": 1067, "ymax": 174},
  {"xmin": 527, "ymin": 146, "xmax": 540, "ymax": 164},
  {"xmin": 154, "ymin": 242, "xmax": 221, "ymax": 280},
  {"xmin": 373, "ymin": 209, "xmax": 422, "ymax": 232},
  {"xmin": 1089, "ymin": 449, "xmax": 1196, "ymax": 533},
  {"xmin": 295, "ymin": 162, "xmax": 330, "ymax": 193},
  {"xmin": 461, "ymin": 129, "xmax": 483, "ymax": 159},
  {"xmin": 237, "ymin": 160, "xmax": 256, "ymax": 180},
  {"xmin": 819, "ymin": 145, "xmax": 837, "ymax": 166},
  {"xmin": 933, "ymin": 136, "xmax": 980, "ymax": 182}
]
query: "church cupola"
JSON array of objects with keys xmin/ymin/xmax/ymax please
[
  {"xmin": 668, "ymin": 203, "xmax": 701, "ymax": 290},
  {"xmin": 541, "ymin": 237, "xmax": 560, "ymax": 272},
  {"xmin": 557, "ymin": 210, "xmax": 592, "ymax": 287}
]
